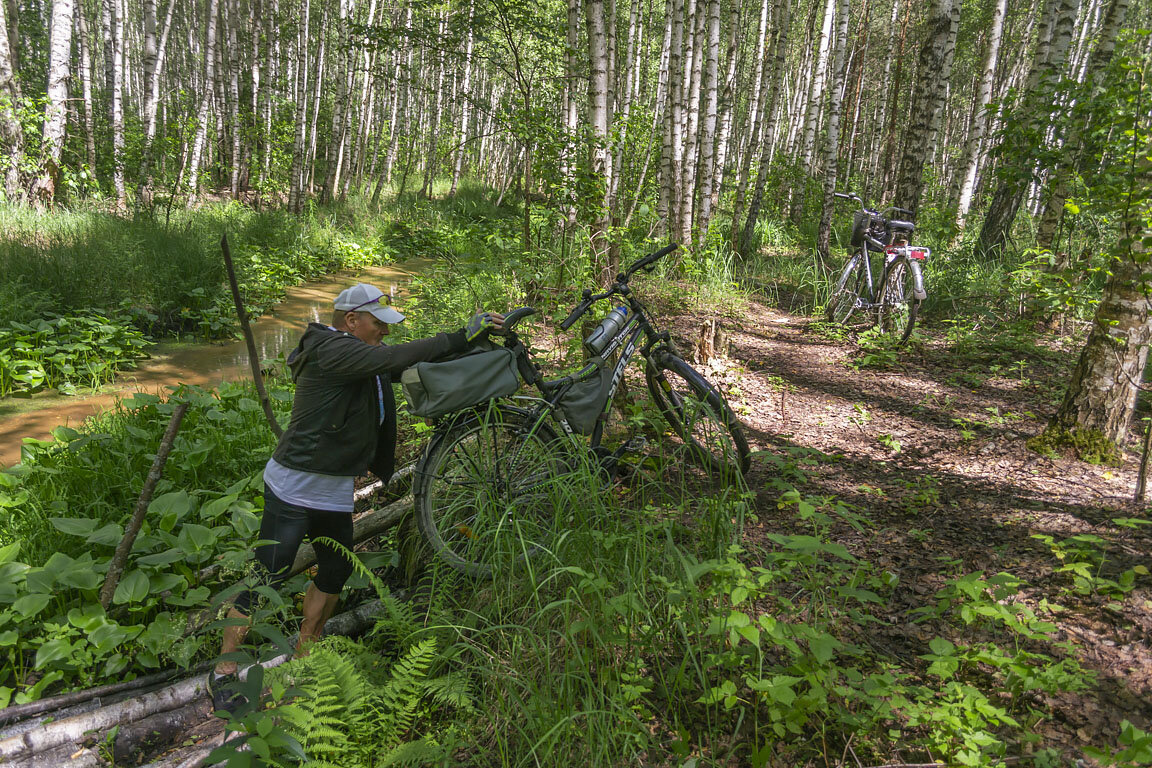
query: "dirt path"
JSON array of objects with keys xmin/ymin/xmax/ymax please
[{"xmin": 684, "ymin": 298, "xmax": 1152, "ymax": 754}]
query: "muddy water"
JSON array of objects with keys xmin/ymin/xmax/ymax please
[{"xmin": 0, "ymin": 262, "xmax": 425, "ymax": 468}]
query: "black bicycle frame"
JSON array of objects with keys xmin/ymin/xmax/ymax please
[{"xmin": 529, "ymin": 298, "xmax": 666, "ymax": 447}]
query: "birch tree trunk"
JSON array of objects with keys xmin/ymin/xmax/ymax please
[
  {"xmin": 33, "ymin": 0, "xmax": 75, "ymax": 202},
  {"xmin": 75, "ymin": 3, "xmax": 97, "ymax": 176},
  {"xmin": 953, "ymin": 0, "xmax": 1007, "ymax": 230},
  {"xmin": 1050, "ymin": 164, "xmax": 1152, "ymax": 445},
  {"xmin": 186, "ymin": 0, "xmax": 221, "ymax": 196},
  {"xmin": 708, "ymin": 2, "xmax": 740, "ymax": 216},
  {"xmin": 321, "ymin": 0, "xmax": 351, "ymax": 203},
  {"xmin": 450, "ymin": 0, "xmax": 476, "ymax": 197},
  {"xmin": 679, "ymin": 0, "xmax": 703, "ymax": 244},
  {"xmin": 694, "ymin": 0, "xmax": 721, "ymax": 237},
  {"xmin": 1035, "ymin": 0, "xmax": 1130, "ymax": 253},
  {"xmin": 797, "ymin": 0, "xmax": 835, "ymax": 174},
  {"xmin": 106, "ymin": 0, "xmax": 126, "ymax": 204},
  {"xmin": 976, "ymin": 0, "xmax": 1081, "ymax": 259},
  {"xmin": 0, "ymin": 0, "xmax": 21, "ymax": 200},
  {"xmin": 730, "ymin": 0, "xmax": 775, "ymax": 246},
  {"xmin": 135, "ymin": 0, "xmax": 175, "ymax": 204},
  {"xmin": 563, "ymin": 0, "xmax": 581, "ymax": 225},
  {"xmin": 891, "ymin": 0, "xmax": 959, "ymax": 217},
  {"xmin": 660, "ymin": 0, "xmax": 684, "ymax": 234},
  {"xmin": 288, "ymin": 0, "xmax": 311, "ymax": 212},
  {"xmin": 586, "ymin": 0, "xmax": 613, "ymax": 282},
  {"xmin": 816, "ymin": 0, "xmax": 850, "ymax": 265},
  {"xmin": 740, "ymin": 0, "xmax": 791, "ymax": 256}
]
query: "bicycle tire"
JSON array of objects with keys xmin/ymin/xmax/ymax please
[
  {"xmin": 825, "ymin": 252, "xmax": 865, "ymax": 325},
  {"xmin": 645, "ymin": 354, "xmax": 751, "ymax": 480},
  {"xmin": 414, "ymin": 404, "xmax": 570, "ymax": 579},
  {"xmin": 878, "ymin": 255, "xmax": 920, "ymax": 344}
]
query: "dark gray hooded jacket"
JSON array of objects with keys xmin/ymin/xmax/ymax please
[{"xmin": 272, "ymin": 323, "xmax": 467, "ymax": 479}]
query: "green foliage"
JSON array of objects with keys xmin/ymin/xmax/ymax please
[
  {"xmin": 847, "ymin": 327, "xmax": 904, "ymax": 370},
  {"xmin": 0, "ymin": 310, "xmax": 151, "ymax": 396},
  {"xmin": 1026, "ymin": 426, "xmax": 1122, "ymax": 465}
]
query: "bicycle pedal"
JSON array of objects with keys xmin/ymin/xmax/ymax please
[{"xmin": 621, "ymin": 435, "xmax": 648, "ymax": 454}]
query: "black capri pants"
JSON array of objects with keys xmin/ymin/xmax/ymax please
[{"xmin": 233, "ymin": 485, "xmax": 355, "ymax": 612}]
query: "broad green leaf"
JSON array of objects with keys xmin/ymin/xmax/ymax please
[
  {"xmin": 808, "ymin": 633, "xmax": 839, "ymax": 663},
  {"xmin": 136, "ymin": 548, "xmax": 186, "ymax": 567},
  {"xmin": 67, "ymin": 604, "xmax": 107, "ymax": 630},
  {"xmin": 113, "ymin": 570, "xmax": 151, "ymax": 604},
  {"xmin": 177, "ymin": 523, "xmax": 216, "ymax": 554},
  {"xmin": 34, "ymin": 638, "xmax": 74, "ymax": 669},
  {"xmin": 149, "ymin": 491, "xmax": 194, "ymax": 529},
  {"xmin": 49, "ymin": 518, "xmax": 98, "ymax": 537},
  {"xmin": 57, "ymin": 568, "xmax": 101, "ymax": 592},
  {"xmin": 13, "ymin": 593, "xmax": 52, "ymax": 618},
  {"xmin": 0, "ymin": 542, "xmax": 19, "ymax": 564},
  {"xmin": 86, "ymin": 523, "xmax": 124, "ymax": 547},
  {"xmin": 929, "ymin": 637, "xmax": 956, "ymax": 656}
]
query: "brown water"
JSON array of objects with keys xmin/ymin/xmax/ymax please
[{"xmin": 0, "ymin": 262, "xmax": 424, "ymax": 468}]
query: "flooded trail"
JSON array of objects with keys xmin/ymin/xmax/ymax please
[{"xmin": 0, "ymin": 261, "xmax": 424, "ymax": 468}]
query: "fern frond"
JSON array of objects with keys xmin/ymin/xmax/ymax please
[
  {"xmin": 376, "ymin": 637, "xmax": 437, "ymax": 745},
  {"xmin": 423, "ymin": 672, "xmax": 475, "ymax": 712},
  {"xmin": 376, "ymin": 737, "xmax": 447, "ymax": 767}
]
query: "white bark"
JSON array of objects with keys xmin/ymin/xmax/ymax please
[
  {"xmin": 954, "ymin": 0, "xmax": 1007, "ymax": 228},
  {"xmin": 40, "ymin": 0, "xmax": 75, "ymax": 168}
]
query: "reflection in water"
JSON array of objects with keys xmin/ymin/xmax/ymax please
[{"xmin": 0, "ymin": 262, "xmax": 423, "ymax": 468}]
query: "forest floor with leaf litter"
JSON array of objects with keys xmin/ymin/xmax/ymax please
[{"xmin": 681, "ymin": 296, "xmax": 1152, "ymax": 758}]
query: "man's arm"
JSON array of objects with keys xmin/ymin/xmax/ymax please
[{"xmin": 315, "ymin": 330, "xmax": 469, "ymax": 378}]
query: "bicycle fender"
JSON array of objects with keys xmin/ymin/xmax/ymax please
[{"xmin": 910, "ymin": 261, "xmax": 927, "ymax": 301}]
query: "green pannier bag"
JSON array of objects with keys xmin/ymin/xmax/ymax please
[{"xmin": 400, "ymin": 344, "xmax": 520, "ymax": 419}]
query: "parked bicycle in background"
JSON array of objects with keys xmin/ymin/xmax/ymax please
[
  {"xmin": 401, "ymin": 243, "xmax": 751, "ymax": 578},
  {"xmin": 825, "ymin": 192, "xmax": 931, "ymax": 344}
]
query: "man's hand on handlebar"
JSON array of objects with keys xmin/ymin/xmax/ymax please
[{"xmin": 464, "ymin": 311, "xmax": 506, "ymax": 342}]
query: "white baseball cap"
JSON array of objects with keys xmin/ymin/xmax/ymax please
[{"xmin": 333, "ymin": 283, "xmax": 405, "ymax": 324}]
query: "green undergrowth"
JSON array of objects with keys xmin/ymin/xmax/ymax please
[
  {"xmin": 0, "ymin": 383, "xmax": 287, "ymax": 704},
  {"xmin": 204, "ymin": 444, "xmax": 1102, "ymax": 768}
]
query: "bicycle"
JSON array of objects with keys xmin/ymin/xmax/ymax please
[
  {"xmin": 412, "ymin": 243, "xmax": 751, "ymax": 577},
  {"xmin": 824, "ymin": 192, "xmax": 931, "ymax": 344}
]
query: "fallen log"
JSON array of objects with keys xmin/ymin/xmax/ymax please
[
  {"xmin": 0, "ymin": 596, "xmax": 393, "ymax": 763},
  {"xmin": 112, "ymin": 699, "xmax": 214, "ymax": 763},
  {"xmin": 139, "ymin": 741, "xmax": 219, "ymax": 768},
  {"xmin": 0, "ymin": 676, "xmax": 208, "ymax": 761},
  {"xmin": 5, "ymin": 742, "xmax": 103, "ymax": 768},
  {"xmin": 290, "ymin": 496, "xmax": 411, "ymax": 575},
  {"xmin": 0, "ymin": 666, "xmax": 200, "ymax": 727}
]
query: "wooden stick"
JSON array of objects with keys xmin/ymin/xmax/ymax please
[
  {"xmin": 100, "ymin": 401, "xmax": 190, "ymax": 609},
  {"xmin": 220, "ymin": 233, "xmax": 282, "ymax": 440}
]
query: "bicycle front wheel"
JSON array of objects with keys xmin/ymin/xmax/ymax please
[
  {"xmin": 878, "ymin": 256, "xmax": 921, "ymax": 344},
  {"xmin": 826, "ymin": 252, "xmax": 865, "ymax": 325},
  {"xmin": 646, "ymin": 354, "xmax": 751, "ymax": 480},
  {"xmin": 415, "ymin": 405, "xmax": 570, "ymax": 579}
]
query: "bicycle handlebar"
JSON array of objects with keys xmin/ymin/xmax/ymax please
[
  {"xmin": 559, "ymin": 290, "xmax": 594, "ymax": 330},
  {"xmin": 622, "ymin": 242, "xmax": 678, "ymax": 281}
]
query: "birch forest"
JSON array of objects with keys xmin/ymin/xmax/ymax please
[
  {"xmin": 2, "ymin": 1, "xmax": 1152, "ymax": 765},
  {"xmin": 0, "ymin": 0, "xmax": 1146, "ymax": 251}
]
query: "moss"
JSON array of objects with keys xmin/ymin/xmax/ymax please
[{"xmin": 1027, "ymin": 426, "xmax": 1122, "ymax": 466}]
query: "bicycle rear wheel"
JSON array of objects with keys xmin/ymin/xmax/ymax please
[
  {"xmin": 415, "ymin": 405, "xmax": 570, "ymax": 579},
  {"xmin": 826, "ymin": 252, "xmax": 865, "ymax": 325},
  {"xmin": 646, "ymin": 354, "xmax": 750, "ymax": 480},
  {"xmin": 878, "ymin": 256, "xmax": 920, "ymax": 344}
]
